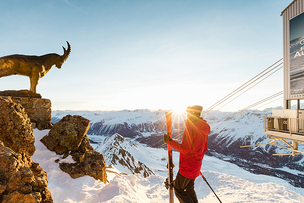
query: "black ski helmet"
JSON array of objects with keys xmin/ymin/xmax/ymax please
[{"xmin": 186, "ymin": 105, "xmax": 203, "ymax": 117}]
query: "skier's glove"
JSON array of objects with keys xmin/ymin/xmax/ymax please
[{"xmin": 163, "ymin": 133, "xmax": 172, "ymax": 144}]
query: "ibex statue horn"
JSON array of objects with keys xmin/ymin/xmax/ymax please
[
  {"xmin": 60, "ymin": 41, "xmax": 71, "ymax": 66},
  {"xmin": 0, "ymin": 41, "xmax": 71, "ymax": 93}
]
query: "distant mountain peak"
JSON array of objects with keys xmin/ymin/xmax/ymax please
[
  {"xmin": 102, "ymin": 133, "xmax": 137, "ymax": 149},
  {"xmin": 95, "ymin": 133, "xmax": 154, "ymax": 178},
  {"xmin": 107, "ymin": 133, "xmax": 126, "ymax": 143}
]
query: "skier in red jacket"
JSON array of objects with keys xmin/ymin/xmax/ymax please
[{"xmin": 164, "ymin": 105, "xmax": 210, "ymax": 203}]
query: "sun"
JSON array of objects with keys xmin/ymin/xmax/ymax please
[
  {"xmin": 171, "ymin": 105, "xmax": 187, "ymax": 121},
  {"xmin": 169, "ymin": 106, "xmax": 187, "ymax": 126},
  {"xmin": 172, "ymin": 106, "xmax": 186, "ymax": 114}
]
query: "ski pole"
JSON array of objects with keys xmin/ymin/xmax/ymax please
[{"xmin": 199, "ymin": 172, "xmax": 222, "ymax": 203}]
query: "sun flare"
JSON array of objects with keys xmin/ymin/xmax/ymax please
[
  {"xmin": 170, "ymin": 106, "xmax": 188, "ymax": 123},
  {"xmin": 172, "ymin": 106, "xmax": 186, "ymax": 114}
]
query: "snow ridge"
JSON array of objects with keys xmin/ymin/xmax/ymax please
[{"xmin": 96, "ymin": 133, "xmax": 155, "ymax": 178}]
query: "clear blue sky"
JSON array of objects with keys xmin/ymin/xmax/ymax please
[{"xmin": 0, "ymin": 0, "xmax": 291, "ymax": 111}]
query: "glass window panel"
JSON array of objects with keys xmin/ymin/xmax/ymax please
[
  {"xmin": 290, "ymin": 100, "xmax": 298, "ymax": 109},
  {"xmin": 300, "ymin": 99, "xmax": 304, "ymax": 109}
]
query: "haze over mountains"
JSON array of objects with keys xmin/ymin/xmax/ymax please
[{"xmin": 52, "ymin": 108, "xmax": 304, "ymax": 189}]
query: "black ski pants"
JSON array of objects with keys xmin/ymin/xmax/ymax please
[{"xmin": 173, "ymin": 172, "xmax": 198, "ymax": 203}]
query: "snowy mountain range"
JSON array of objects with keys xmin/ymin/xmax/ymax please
[{"xmin": 52, "ymin": 108, "xmax": 304, "ymax": 189}]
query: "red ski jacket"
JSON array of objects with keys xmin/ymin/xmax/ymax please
[{"xmin": 168, "ymin": 118, "xmax": 210, "ymax": 179}]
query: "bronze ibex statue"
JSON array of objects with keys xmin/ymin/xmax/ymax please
[{"xmin": 0, "ymin": 41, "xmax": 71, "ymax": 93}]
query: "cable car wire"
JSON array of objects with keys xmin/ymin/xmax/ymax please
[
  {"xmin": 213, "ymin": 64, "xmax": 283, "ymax": 111},
  {"xmin": 240, "ymin": 91, "xmax": 283, "ymax": 111},
  {"xmin": 204, "ymin": 58, "xmax": 283, "ymax": 113}
]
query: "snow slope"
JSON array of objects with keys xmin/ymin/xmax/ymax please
[
  {"xmin": 205, "ymin": 109, "xmax": 304, "ymax": 188},
  {"xmin": 32, "ymin": 129, "xmax": 304, "ymax": 203}
]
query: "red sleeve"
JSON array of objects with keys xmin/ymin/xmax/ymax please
[{"xmin": 168, "ymin": 126, "xmax": 193, "ymax": 154}]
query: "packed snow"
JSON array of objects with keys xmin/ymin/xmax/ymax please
[{"xmin": 32, "ymin": 129, "xmax": 304, "ymax": 202}]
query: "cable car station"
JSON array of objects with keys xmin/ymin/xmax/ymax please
[{"xmin": 243, "ymin": 0, "xmax": 304, "ymax": 156}]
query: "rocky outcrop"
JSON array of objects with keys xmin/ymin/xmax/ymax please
[
  {"xmin": 0, "ymin": 141, "xmax": 53, "ymax": 203},
  {"xmin": 40, "ymin": 115, "xmax": 90, "ymax": 155},
  {"xmin": 0, "ymin": 90, "xmax": 52, "ymax": 130},
  {"xmin": 0, "ymin": 90, "xmax": 42, "ymax": 98},
  {"xmin": 17, "ymin": 97, "xmax": 52, "ymax": 130},
  {"xmin": 0, "ymin": 97, "xmax": 35, "ymax": 156},
  {"xmin": 59, "ymin": 148, "xmax": 107, "ymax": 182},
  {"xmin": 41, "ymin": 115, "xmax": 107, "ymax": 183}
]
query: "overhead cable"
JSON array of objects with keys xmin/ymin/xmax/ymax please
[
  {"xmin": 204, "ymin": 58, "xmax": 283, "ymax": 113},
  {"xmin": 240, "ymin": 91, "xmax": 283, "ymax": 111},
  {"xmin": 215, "ymin": 64, "xmax": 283, "ymax": 111},
  {"xmin": 254, "ymin": 96, "xmax": 283, "ymax": 110}
]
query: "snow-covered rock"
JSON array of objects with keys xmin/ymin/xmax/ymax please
[{"xmin": 95, "ymin": 133, "xmax": 155, "ymax": 178}]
